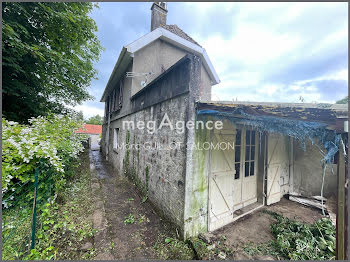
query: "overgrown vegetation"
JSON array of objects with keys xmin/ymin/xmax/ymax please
[
  {"xmin": 153, "ymin": 234, "xmax": 195, "ymax": 260},
  {"xmin": 2, "ymin": 115, "xmax": 95, "ymax": 259},
  {"xmin": 2, "ymin": 115, "xmax": 87, "ymax": 201},
  {"xmin": 244, "ymin": 211, "xmax": 336, "ymax": 260},
  {"xmin": 189, "ymin": 236, "xmax": 234, "ymax": 260}
]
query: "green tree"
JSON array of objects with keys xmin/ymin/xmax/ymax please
[
  {"xmin": 336, "ymin": 96, "xmax": 348, "ymax": 104},
  {"xmin": 86, "ymin": 114, "xmax": 103, "ymax": 125},
  {"xmin": 2, "ymin": 2, "xmax": 103, "ymax": 122}
]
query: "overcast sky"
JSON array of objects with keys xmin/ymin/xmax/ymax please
[{"xmin": 76, "ymin": 2, "xmax": 348, "ymax": 118}]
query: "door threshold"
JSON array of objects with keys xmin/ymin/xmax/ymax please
[{"xmin": 232, "ymin": 202, "xmax": 264, "ymax": 222}]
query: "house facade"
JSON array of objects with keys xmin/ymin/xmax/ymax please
[
  {"xmin": 100, "ymin": 2, "xmax": 219, "ymax": 237},
  {"xmin": 101, "ymin": 2, "xmax": 348, "ymax": 239}
]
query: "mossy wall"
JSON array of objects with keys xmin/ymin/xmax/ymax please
[{"xmin": 184, "ymin": 115, "xmax": 211, "ymax": 238}]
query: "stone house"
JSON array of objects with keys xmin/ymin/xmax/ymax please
[{"xmin": 101, "ymin": 2, "xmax": 348, "ymax": 239}]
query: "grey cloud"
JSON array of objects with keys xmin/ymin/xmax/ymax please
[{"xmin": 86, "ymin": 2, "xmax": 347, "ymax": 112}]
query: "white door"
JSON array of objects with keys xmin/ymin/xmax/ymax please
[
  {"xmin": 266, "ymin": 133, "xmax": 289, "ymax": 205},
  {"xmin": 208, "ymin": 127, "xmax": 259, "ymax": 231},
  {"xmin": 233, "ymin": 129, "xmax": 258, "ymax": 210},
  {"xmin": 208, "ymin": 129, "xmax": 236, "ymax": 231}
]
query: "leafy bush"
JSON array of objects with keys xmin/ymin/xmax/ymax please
[
  {"xmin": 2, "ymin": 114, "xmax": 87, "ymax": 207},
  {"xmin": 2, "ymin": 114, "xmax": 91, "ymax": 259}
]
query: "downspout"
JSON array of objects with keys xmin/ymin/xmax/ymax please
[{"xmin": 105, "ymin": 108, "xmax": 111, "ymax": 161}]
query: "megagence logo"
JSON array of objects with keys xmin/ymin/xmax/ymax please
[{"xmin": 122, "ymin": 113, "xmax": 223, "ymax": 134}]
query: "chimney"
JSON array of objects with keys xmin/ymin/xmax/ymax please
[{"xmin": 151, "ymin": 2, "xmax": 168, "ymax": 31}]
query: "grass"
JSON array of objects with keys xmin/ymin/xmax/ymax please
[{"xmin": 2, "ymin": 150, "xmax": 96, "ymax": 260}]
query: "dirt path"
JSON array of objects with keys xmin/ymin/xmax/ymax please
[{"xmin": 89, "ymin": 150, "xmax": 174, "ymax": 260}]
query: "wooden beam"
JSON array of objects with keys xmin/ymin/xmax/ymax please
[{"xmin": 336, "ymin": 138, "xmax": 346, "ymax": 260}]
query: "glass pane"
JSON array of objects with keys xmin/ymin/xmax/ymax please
[
  {"xmin": 251, "ymin": 131, "xmax": 256, "ymax": 145},
  {"xmin": 235, "ymin": 163, "xmax": 240, "ymax": 179},
  {"xmin": 245, "ymin": 162, "xmax": 249, "ymax": 177},
  {"xmin": 246, "ymin": 130, "xmax": 251, "ymax": 145},
  {"xmin": 235, "ymin": 146, "xmax": 240, "ymax": 162},
  {"xmin": 250, "ymin": 162, "xmax": 255, "ymax": 176},
  {"xmin": 245, "ymin": 145, "xmax": 250, "ymax": 160},
  {"xmin": 251, "ymin": 146, "xmax": 255, "ymax": 161},
  {"xmin": 236, "ymin": 130, "xmax": 241, "ymax": 145}
]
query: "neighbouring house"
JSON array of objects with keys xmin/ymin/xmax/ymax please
[
  {"xmin": 101, "ymin": 2, "xmax": 348, "ymax": 239},
  {"xmin": 76, "ymin": 123, "xmax": 102, "ymax": 149}
]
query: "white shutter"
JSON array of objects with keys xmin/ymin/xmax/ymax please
[{"xmin": 266, "ymin": 133, "xmax": 289, "ymax": 205}]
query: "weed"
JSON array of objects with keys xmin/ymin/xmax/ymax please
[
  {"xmin": 127, "ymin": 197, "xmax": 134, "ymax": 202},
  {"xmin": 141, "ymin": 195, "xmax": 148, "ymax": 203},
  {"xmin": 124, "ymin": 214, "xmax": 135, "ymax": 225},
  {"xmin": 154, "ymin": 234, "xmax": 195, "ymax": 260},
  {"xmin": 138, "ymin": 214, "xmax": 150, "ymax": 224}
]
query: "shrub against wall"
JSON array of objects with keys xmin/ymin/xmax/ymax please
[{"xmin": 2, "ymin": 114, "xmax": 87, "ymax": 207}]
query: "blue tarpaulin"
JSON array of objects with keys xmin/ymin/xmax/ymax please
[{"xmin": 197, "ymin": 109, "xmax": 341, "ymax": 164}]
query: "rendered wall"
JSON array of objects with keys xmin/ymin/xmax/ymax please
[
  {"xmin": 183, "ymin": 115, "xmax": 211, "ymax": 238},
  {"xmin": 292, "ymin": 139, "xmax": 338, "ymax": 197},
  {"xmin": 131, "ymin": 39, "xmax": 212, "ymax": 101}
]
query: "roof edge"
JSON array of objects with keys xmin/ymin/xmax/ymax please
[
  {"xmin": 101, "ymin": 27, "xmax": 221, "ymax": 102},
  {"xmin": 100, "ymin": 47, "xmax": 129, "ymax": 102},
  {"xmin": 126, "ymin": 27, "xmax": 220, "ymax": 85}
]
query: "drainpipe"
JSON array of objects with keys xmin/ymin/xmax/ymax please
[{"xmin": 105, "ymin": 109, "xmax": 111, "ymax": 161}]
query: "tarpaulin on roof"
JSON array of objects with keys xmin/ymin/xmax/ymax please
[{"xmin": 197, "ymin": 109, "xmax": 341, "ymax": 164}]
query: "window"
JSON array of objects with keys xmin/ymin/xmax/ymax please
[
  {"xmin": 105, "ymin": 97, "xmax": 110, "ymax": 117},
  {"xmin": 113, "ymin": 128, "xmax": 119, "ymax": 150},
  {"xmin": 111, "ymin": 89, "xmax": 116, "ymax": 111},
  {"xmin": 118, "ymin": 78, "xmax": 123, "ymax": 109},
  {"xmin": 110, "ymin": 78, "xmax": 124, "ymax": 113},
  {"xmin": 244, "ymin": 130, "xmax": 256, "ymax": 177}
]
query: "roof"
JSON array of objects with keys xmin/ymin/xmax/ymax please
[
  {"xmin": 100, "ymin": 27, "xmax": 220, "ymax": 102},
  {"xmin": 204, "ymin": 101, "xmax": 348, "ymax": 115},
  {"xmin": 197, "ymin": 101, "xmax": 346, "ymax": 163},
  {"xmin": 160, "ymin": 24, "xmax": 201, "ymax": 47},
  {"xmin": 197, "ymin": 101, "xmax": 348, "ymax": 132},
  {"xmin": 75, "ymin": 124, "xmax": 102, "ymax": 135}
]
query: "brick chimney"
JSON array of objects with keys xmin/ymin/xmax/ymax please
[{"xmin": 151, "ymin": 2, "xmax": 168, "ymax": 31}]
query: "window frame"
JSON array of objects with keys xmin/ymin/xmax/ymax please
[{"xmin": 113, "ymin": 128, "xmax": 119, "ymax": 151}]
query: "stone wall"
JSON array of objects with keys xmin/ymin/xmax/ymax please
[
  {"xmin": 107, "ymin": 94, "xmax": 189, "ymax": 231},
  {"xmin": 101, "ymin": 55, "xmax": 202, "ymax": 235}
]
